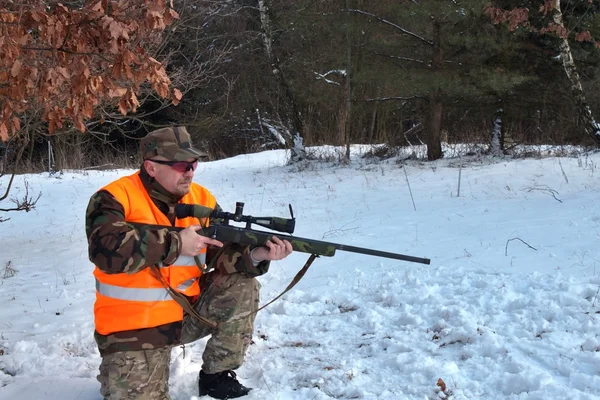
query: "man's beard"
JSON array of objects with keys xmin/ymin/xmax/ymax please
[{"xmin": 175, "ymin": 179, "xmax": 192, "ymax": 195}]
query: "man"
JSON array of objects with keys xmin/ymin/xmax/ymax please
[{"xmin": 86, "ymin": 126, "xmax": 293, "ymax": 399}]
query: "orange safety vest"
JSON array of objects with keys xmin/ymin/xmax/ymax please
[{"xmin": 93, "ymin": 172, "xmax": 216, "ymax": 335}]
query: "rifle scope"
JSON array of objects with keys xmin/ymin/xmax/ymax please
[{"xmin": 175, "ymin": 202, "xmax": 296, "ymax": 234}]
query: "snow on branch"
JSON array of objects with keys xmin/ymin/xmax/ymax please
[{"xmin": 314, "ymin": 70, "xmax": 347, "ymax": 86}]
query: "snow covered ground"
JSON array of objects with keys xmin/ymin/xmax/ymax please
[{"xmin": 0, "ymin": 145, "xmax": 599, "ymax": 400}]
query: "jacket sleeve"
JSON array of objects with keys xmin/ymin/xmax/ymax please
[{"xmin": 86, "ymin": 190, "xmax": 181, "ymax": 274}]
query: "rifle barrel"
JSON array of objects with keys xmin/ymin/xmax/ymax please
[
  {"xmin": 272, "ymin": 232, "xmax": 430, "ymax": 265},
  {"xmin": 333, "ymin": 243, "xmax": 430, "ymax": 264}
]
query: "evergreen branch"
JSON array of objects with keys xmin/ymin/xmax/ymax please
[{"xmin": 345, "ymin": 9, "xmax": 433, "ymax": 46}]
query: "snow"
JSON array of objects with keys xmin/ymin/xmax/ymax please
[{"xmin": 0, "ymin": 146, "xmax": 599, "ymax": 400}]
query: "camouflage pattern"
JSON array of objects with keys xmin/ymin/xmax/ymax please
[
  {"xmin": 87, "ymin": 165, "xmax": 269, "ymax": 356},
  {"xmin": 181, "ymin": 270, "xmax": 261, "ymax": 373},
  {"xmin": 86, "ymin": 190, "xmax": 182, "ymax": 274},
  {"xmin": 207, "ymin": 242, "xmax": 270, "ymax": 277},
  {"xmin": 98, "ymin": 347, "xmax": 171, "ymax": 400},
  {"xmin": 140, "ymin": 126, "xmax": 208, "ymax": 161},
  {"xmin": 96, "ymin": 271, "xmax": 259, "ymax": 399},
  {"xmin": 94, "ymin": 323, "xmax": 182, "ymax": 357},
  {"xmin": 199, "ymin": 225, "xmax": 338, "ymax": 257}
]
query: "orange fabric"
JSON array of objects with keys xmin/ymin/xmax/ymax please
[{"xmin": 93, "ymin": 172, "xmax": 216, "ymax": 335}]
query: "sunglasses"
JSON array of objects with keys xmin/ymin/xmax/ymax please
[{"xmin": 148, "ymin": 159, "xmax": 198, "ymax": 173}]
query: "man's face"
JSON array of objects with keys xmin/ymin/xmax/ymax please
[{"xmin": 144, "ymin": 157, "xmax": 198, "ymax": 197}]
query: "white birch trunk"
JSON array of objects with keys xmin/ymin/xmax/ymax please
[
  {"xmin": 491, "ymin": 110, "xmax": 502, "ymax": 156},
  {"xmin": 551, "ymin": 0, "xmax": 600, "ymax": 142}
]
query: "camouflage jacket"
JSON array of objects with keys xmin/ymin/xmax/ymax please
[{"xmin": 86, "ymin": 166, "xmax": 268, "ymax": 356}]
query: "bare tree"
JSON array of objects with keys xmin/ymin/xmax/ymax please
[
  {"xmin": 258, "ymin": 0, "xmax": 306, "ymax": 162},
  {"xmin": 0, "ymin": 173, "xmax": 41, "ymax": 223}
]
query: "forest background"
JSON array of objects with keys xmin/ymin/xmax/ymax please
[{"xmin": 1, "ymin": 0, "xmax": 600, "ymax": 174}]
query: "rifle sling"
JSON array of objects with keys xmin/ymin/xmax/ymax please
[
  {"xmin": 148, "ymin": 253, "xmax": 318, "ymax": 330},
  {"xmin": 256, "ymin": 254, "xmax": 318, "ymax": 313},
  {"xmin": 149, "ymin": 264, "xmax": 218, "ymax": 330}
]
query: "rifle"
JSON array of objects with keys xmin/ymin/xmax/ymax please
[
  {"xmin": 134, "ymin": 202, "xmax": 430, "ymax": 323},
  {"xmin": 175, "ymin": 202, "xmax": 431, "ymax": 265}
]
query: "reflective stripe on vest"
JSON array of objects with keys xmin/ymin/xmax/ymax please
[
  {"xmin": 163, "ymin": 253, "xmax": 206, "ymax": 267},
  {"xmin": 95, "ymin": 278, "xmax": 197, "ymax": 302}
]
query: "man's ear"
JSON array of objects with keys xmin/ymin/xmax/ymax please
[{"xmin": 144, "ymin": 160, "xmax": 157, "ymax": 177}]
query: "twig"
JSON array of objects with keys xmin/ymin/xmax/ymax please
[
  {"xmin": 1, "ymin": 261, "xmax": 17, "ymax": 279},
  {"xmin": 457, "ymin": 153, "xmax": 462, "ymax": 197},
  {"xmin": 558, "ymin": 159, "xmax": 569, "ymax": 184},
  {"xmin": 83, "ymin": 163, "xmax": 116, "ymax": 171},
  {"xmin": 505, "ymin": 237, "xmax": 537, "ymax": 256},
  {"xmin": 403, "ymin": 163, "xmax": 416, "ymax": 211},
  {"xmin": 0, "ymin": 173, "xmax": 15, "ymax": 202},
  {"xmin": 0, "ymin": 181, "xmax": 41, "ymax": 213},
  {"xmin": 522, "ymin": 185, "xmax": 562, "ymax": 203}
]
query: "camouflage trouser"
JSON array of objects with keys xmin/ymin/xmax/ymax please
[
  {"xmin": 98, "ymin": 347, "xmax": 171, "ymax": 400},
  {"xmin": 98, "ymin": 271, "xmax": 260, "ymax": 400}
]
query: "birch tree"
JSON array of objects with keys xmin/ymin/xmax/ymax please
[{"xmin": 487, "ymin": 0, "xmax": 600, "ymax": 143}]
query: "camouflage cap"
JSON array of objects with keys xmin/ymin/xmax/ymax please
[{"xmin": 140, "ymin": 126, "xmax": 208, "ymax": 161}]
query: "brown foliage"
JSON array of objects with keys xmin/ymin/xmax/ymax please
[
  {"xmin": 485, "ymin": 5, "xmax": 530, "ymax": 31},
  {"xmin": 487, "ymin": 1, "xmax": 597, "ymax": 45},
  {"xmin": 0, "ymin": 0, "xmax": 181, "ymax": 140},
  {"xmin": 540, "ymin": 23, "xmax": 568, "ymax": 38}
]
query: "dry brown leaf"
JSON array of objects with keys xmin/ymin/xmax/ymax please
[
  {"xmin": 11, "ymin": 60, "xmax": 22, "ymax": 78},
  {"xmin": 0, "ymin": 123, "xmax": 8, "ymax": 141},
  {"xmin": 437, "ymin": 378, "xmax": 447, "ymax": 392},
  {"xmin": 172, "ymin": 88, "xmax": 182, "ymax": 106}
]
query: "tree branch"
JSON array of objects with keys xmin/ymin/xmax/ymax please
[
  {"xmin": 365, "ymin": 95, "xmax": 426, "ymax": 102},
  {"xmin": 345, "ymin": 9, "xmax": 433, "ymax": 46},
  {"xmin": 0, "ymin": 173, "xmax": 15, "ymax": 202},
  {"xmin": 375, "ymin": 53, "xmax": 427, "ymax": 65}
]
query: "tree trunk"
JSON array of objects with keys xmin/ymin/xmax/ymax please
[
  {"xmin": 341, "ymin": 0, "xmax": 353, "ymax": 162},
  {"xmin": 491, "ymin": 108, "xmax": 503, "ymax": 156},
  {"xmin": 427, "ymin": 19, "xmax": 443, "ymax": 161},
  {"xmin": 258, "ymin": 0, "xmax": 306, "ymax": 161},
  {"xmin": 368, "ymin": 105, "xmax": 378, "ymax": 144},
  {"xmin": 551, "ymin": 0, "xmax": 600, "ymax": 143},
  {"xmin": 427, "ymin": 96, "xmax": 443, "ymax": 160}
]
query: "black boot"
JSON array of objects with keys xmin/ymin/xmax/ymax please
[{"xmin": 198, "ymin": 370, "xmax": 252, "ymax": 399}]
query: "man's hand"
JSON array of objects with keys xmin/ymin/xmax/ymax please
[
  {"xmin": 251, "ymin": 236, "xmax": 293, "ymax": 262},
  {"xmin": 179, "ymin": 225, "xmax": 223, "ymax": 256}
]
